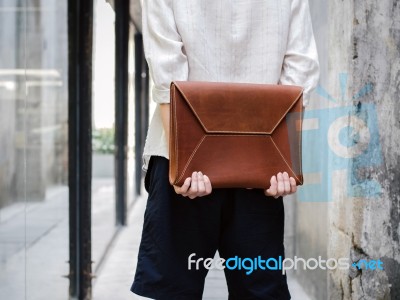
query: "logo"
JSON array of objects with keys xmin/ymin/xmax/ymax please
[
  {"xmin": 294, "ymin": 73, "xmax": 383, "ymax": 202},
  {"xmin": 188, "ymin": 253, "xmax": 384, "ymax": 275}
]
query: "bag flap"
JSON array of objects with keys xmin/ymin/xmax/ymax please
[{"xmin": 172, "ymin": 81, "xmax": 303, "ymax": 134}]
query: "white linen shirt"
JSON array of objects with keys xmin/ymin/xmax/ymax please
[{"xmin": 141, "ymin": 0, "xmax": 320, "ymax": 171}]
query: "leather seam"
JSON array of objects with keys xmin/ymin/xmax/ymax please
[
  {"xmin": 269, "ymin": 136, "xmax": 301, "ymax": 184},
  {"xmin": 197, "ymin": 130, "xmax": 270, "ymax": 135},
  {"xmin": 198, "ymin": 134, "xmax": 265, "ymax": 137},
  {"xmin": 176, "ymin": 135, "xmax": 207, "ymax": 184},
  {"xmin": 173, "ymin": 84, "xmax": 209, "ymax": 133},
  {"xmin": 175, "ymin": 133, "xmax": 303, "ymax": 185},
  {"xmin": 269, "ymin": 90, "xmax": 303, "ymax": 134},
  {"xmin": 176, "ymin": 134, "xmax": 267, "ymax": 184}
]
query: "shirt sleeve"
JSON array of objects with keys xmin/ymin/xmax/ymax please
[
  {"xmin": 279, "ymin": 0, "xmax": 320, "ymax": 107},
  {"xmin": 142, "ymin": 0, "xmax": 189, "ymax": 104}
]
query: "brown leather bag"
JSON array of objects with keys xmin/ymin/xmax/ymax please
[{"xmin": 169, "ymin": 81, "xmax": 304, "ymax": 189}]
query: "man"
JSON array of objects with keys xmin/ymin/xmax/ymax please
[{"xmin": 131, "ymin": 0, "xmax": 319, "ymax": 299}]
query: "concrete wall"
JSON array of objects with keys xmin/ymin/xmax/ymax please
[
  {"xmin": 328, "ymin": 0, "xmax": 400, "ymax": 299},
  {"xmin": 287, "ymin": 0, "xmax": 400, "ymax": 299}
]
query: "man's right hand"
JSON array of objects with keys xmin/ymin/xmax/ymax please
[
  {"xmin": 162, "ymin": 104, "xmax": 213, "ymax": 199},
  {"xmin": 173, "ymin": 171, "xmax": 212, "ymax": 199}
]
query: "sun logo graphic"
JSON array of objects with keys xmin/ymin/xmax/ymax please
[{"xmin": 293, "ymin": 73, "xmax": 383, "ymax": 202}]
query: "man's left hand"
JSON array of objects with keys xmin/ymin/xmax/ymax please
[{"xmin": 264, "ymin": 172, "xmax": 297, "ymax": 198}]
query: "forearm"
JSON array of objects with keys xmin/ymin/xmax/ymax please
[{"xmin": 160, "ymin": 104, "xmax": 170, "ymax": 142}]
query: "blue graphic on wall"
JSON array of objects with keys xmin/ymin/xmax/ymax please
[{"xmin": 296, "ymin": 73, "xmax": 382, "ymax": 202}]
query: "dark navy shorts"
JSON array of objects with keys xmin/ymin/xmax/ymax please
[{"xmin": 131, "ymin": 156, "xmax": 291, "ymax": 300}]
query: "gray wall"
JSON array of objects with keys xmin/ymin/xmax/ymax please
[
  {"xmin": 286, "ymin": 0, "xmax": 400, "ymax": 299},
  {"xmin": 328, "ymin": 0, "xmax": 399, "ymax": 299}
]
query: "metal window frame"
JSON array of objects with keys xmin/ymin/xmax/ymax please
[
  {"xmin": 67, "ymin": 0, "xmax": 149, "ymax": 297},
  {"xmin": 115, "ymin": 0, "xmax": 130, "ymax": 226},
  {"xmin": 68, "ymin": 0, "xmax": 94, "ymax": 299}
]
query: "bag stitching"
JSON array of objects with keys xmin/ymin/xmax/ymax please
[
  {"xmin": 269, "ymin": 136, "xmax": 301, "ymax": 184},
  {"xmin": 176, "ymin": 135, "xmax": 207, "ymax": 184}
]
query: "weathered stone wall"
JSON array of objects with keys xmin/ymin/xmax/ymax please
[
  {"xmin": 289, "ymin": 0, "xmax": 400, "ymax": 299},
  {"xmin": 328, "ymin": 0, "xmax": 400, "ymax": 299}
]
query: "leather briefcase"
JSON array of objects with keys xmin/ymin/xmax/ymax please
[{"xmin": 169, "ymin": 81, "xmax": 304, "ymax": 189}]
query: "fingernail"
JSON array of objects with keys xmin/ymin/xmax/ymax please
[{"xmin": 198, "ymin": 171, "xmax": 203, "ymax": 176}]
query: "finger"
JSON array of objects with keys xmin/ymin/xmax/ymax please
[
  {"xmin": 180, "ymin": 177, "xmax": 192, "ymax": 196},
  {"xmin": 265, "ymin": 175, "xmax": 277, "ymax": 197},
  {"xmin": 174, "ymin": 185, "xmax": 188, "ymax": 197},
  {"xmin": 187, "ymin": 172, "xmax": 198, "ymax": 198},
  {"xmin": 277, "ymin": 172, "xmax": 284, "ymax": 196},
  {"xmin": 203, "ymin": 175, "xmax": 212, "ymax": 195},
  {"xmin": 289, "ymin": 177, "xmax": 297, "ymax": 194},
  {"xmin": 174, "ymin": 177, "xmax": 191, "ymax": 196},
  {"xmin": 283, "ymin": 172, "xmax": 291, "ymax": 195},
  {"xmin": 266, "ymin": 175, "xmax": 278, "ymax": 197},
  {"xmin": 197, "ymin": 172, "xmax": 206, "ymax": 195},
  {"xmin": 173, "ymin": 185, "xmax": 180, "ymax": 195}
]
